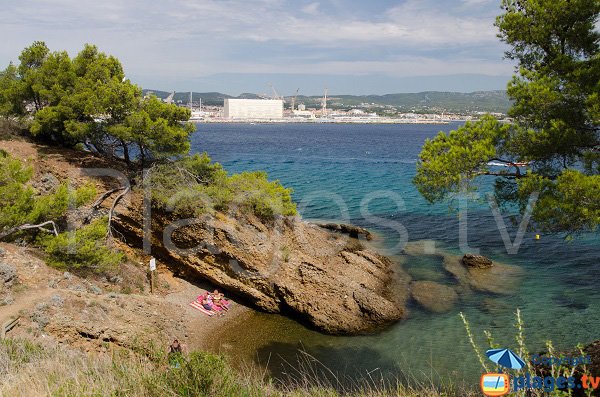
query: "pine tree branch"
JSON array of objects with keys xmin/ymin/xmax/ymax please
[
  {"xmin": 107, "ymin": 185, "xmax": 130, "ymax": 237},
  {"xmin": 83, "ymin": 187, "xmax": 127, "ymax": 224},
  {"xmin": 0, "ymin": 221, "xmax": 58, "ymax": 240}
]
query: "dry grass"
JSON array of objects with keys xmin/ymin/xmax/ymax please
[{"xmin": 0, "ymin": 338, "xmax": 477, "ymax": 397}]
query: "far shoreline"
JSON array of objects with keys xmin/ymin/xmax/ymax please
[{"xmin": 191, "ymin": 119, "xmax": 454, "ymax": 125}]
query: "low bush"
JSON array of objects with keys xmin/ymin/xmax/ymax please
[
  {"xmin": 39, "ymin": 218, "xmax": 124, "ymax": 272},
  {"xmin": 148, "ymin": 153, "xmax": 297, "ymax": 219},
  {"xmin": 0, "ymin": 150, "xmax": 96, "ymax": 234}
]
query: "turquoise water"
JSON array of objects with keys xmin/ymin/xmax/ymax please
[{"xmin": 190, "ymin": 123, "xmax": 599, "ymax": 387}]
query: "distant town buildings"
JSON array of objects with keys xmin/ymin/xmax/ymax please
[
  {"xmin": 162, "ymin": 91, "xmax": 505, "ymax": 123},
  {"xmin": 224, "ymin": 99, "xmax": 284, "ymax": 120}
]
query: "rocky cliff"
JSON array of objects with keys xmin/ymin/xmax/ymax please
[{"xmin": 114, "ymin": 201, "xmax": 408, "ymax": 335}]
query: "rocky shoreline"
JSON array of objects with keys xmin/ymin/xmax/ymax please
[
  {"xmin": 114, "ymin": 204, "xmax": 408, "ymax": 335},
  {"xmin": 0, "ymin": 139, "xmax": 527, "ymax": 338}
]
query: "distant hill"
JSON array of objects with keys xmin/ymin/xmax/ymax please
[
  {"xmin": 330, "ymin": 91, "xmax": 511, "ymax": 114},
  {"xmin": 142, "ymin": 89, "xmax": 511, "ymax": 114}
]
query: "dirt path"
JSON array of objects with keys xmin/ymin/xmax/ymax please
[{"xmin": 0, "ymin": 286, "xmax": 54, "ymax": 331}]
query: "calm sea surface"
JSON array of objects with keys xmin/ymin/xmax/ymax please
[{"xmin": 190, "ymin": 123, "xmax": 599, "ymax": 387}]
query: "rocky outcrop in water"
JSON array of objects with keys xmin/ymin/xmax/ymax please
[
  {"xmin": 114, "ymin": 204, "xmax": 408, "ymax": 335},
  {"xmin": 444, "ymin": 255, "xmax": 522, "ymax": 295},
  {"xmin": 462, "ymin": 254, "xmax": 493, "ymax": 269},
  {"xmin": 402, "ymin": 240, "xmax": 523, "ymax": 298},
  {"xmin": 410, "ymin": 281, "xmax": 458, "ymax": 313}
]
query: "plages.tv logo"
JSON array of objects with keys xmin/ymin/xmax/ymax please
[
  {"xmin": 480, "ymin": 348, "xmax": 525, "ymax": 396},
  {"xmin": 480, "ymin": 347, "xmax": 599, "ymax": 396},
  {"xmin": 481, "ymin": 373, "xmax": 510, "ymax": 396}
]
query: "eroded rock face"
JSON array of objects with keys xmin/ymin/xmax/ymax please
[
  {"xmin": 410, "ymin": 281, "xmax": 458, "ymax": 313},
  {"xmin": 115, "ymin": 208, "xmax": 408, "ymax": 335}
]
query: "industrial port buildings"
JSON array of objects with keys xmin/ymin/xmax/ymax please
[{"xmin": 224, "ymin": 99, "xmax": 284, "ymax": 120}]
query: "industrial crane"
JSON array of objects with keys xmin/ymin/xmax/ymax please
[
  {"xmin": 268, "ymin": 83, "xmax": 284, "ymax": 103},
  {"xmin": 291, "ymin": 88, "xmax": 300, "ymax": 112}
]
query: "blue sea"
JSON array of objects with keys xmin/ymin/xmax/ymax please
[{"xmin": 190, "ymin": 123, "xmax": 599, "ymax": 388}]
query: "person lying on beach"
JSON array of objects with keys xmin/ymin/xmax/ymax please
[
  {"xmin": 210, "ymin": 289, "xmax": 231, "ymax": 311},
  {"xmin": 200, "ymin": 297, "xmax": 219, "ymax": 315}
]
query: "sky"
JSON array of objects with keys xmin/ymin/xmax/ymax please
[{"xmin": 0, "ymin": 0, "xmax": 517, "ymax": 95}]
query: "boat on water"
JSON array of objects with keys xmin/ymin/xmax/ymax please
[{"xmin": 487, "ymin": 161, "xmax": 531, "ymax": 167}]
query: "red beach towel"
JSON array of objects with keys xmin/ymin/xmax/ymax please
[{"xmin": 189, "ymin": 300, "xmax": 215, "ymax": 316}]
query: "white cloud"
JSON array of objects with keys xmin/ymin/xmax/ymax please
[
  {"xmin": 302, "ymin": 2, "xmax": 320, "ymax": 15},
  {"xmin": 461, "ymin": 0, "xmax": 495, "ymax": 6},
  {"xmin": 0, "ymin": 0, "xmax": 512, "ymax": 91},
  {"xmin": 0, "ymin": 0, "xmax": 499, "ymax": 48}
]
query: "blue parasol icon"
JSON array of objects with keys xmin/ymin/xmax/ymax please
[{"xmin": 486, "ymin": 348, "xmax": 526, "ymax": 370}]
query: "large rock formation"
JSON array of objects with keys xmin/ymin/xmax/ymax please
[{"xmin": 114, "ymin": 205, "xmax": 408, "ymax": 335}]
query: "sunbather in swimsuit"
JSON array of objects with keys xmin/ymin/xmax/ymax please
[
  {"xmin": 211, "ymin": 289, "xmax": 230, "ymax": 310},
  {"xmin": 201, "ymin": 298, "xmax": 218, "ymax": 314}
]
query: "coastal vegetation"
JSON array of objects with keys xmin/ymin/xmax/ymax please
[
  {"xmin": 414, "ymin": 0, "xmax": 600, "ymax": 235},
  {"xmin": 40, "ymin": 218, "xmax": 124, "ymax": 272},
  {"xmin": 0, "ymin": 149, "xmax": 123, "ymax": 271},
  {"xmin": 0, "ymin": 41, "xmax": 194, "ymax": 165},
  {"xmin": 0, "ymin": 41, "xmax": 296, "ymax": 272},
  {"xmin": 148, "ymin": 153, "xmax": 297, "ymax": 219},
  {"xmin": 0, "ymin": 337, "xmax": 477, "ymax": 397},
  {"xmin": 0, "ymin": 150, "xmax": 95, "ymax": 235}
]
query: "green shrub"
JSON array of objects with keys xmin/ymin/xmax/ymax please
[
  {"xmin": 228, "ymin": 171, "xmax": 297, "ymax": 218},
  {"xmin": 149, "ymin": 154, "xmax": 297, "ymax": 219},
  {"xmin": 180, "ymin": 152, "xmax": 228, "ymax": 184},
  {"xmin": 40, "ymin": 218, "xmax": 124, "ymax": 272},
  {"xmin": 29, "ymin": 182, "xmax": 97, "ymax": 223},
  {"xmin": 0, "ymin": 150, "xmax": 35, "ymax": 229},
  {"xmin": 0, "ymin": 150, "xmax": 97, "ymax": 234}
]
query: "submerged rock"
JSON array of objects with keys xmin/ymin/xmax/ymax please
[
  {"xmin": 444, "ymin": 254, "xmax": 522, "ymax": 295},
  {"xmin": 462, "ymin": 254, "xmax": 493, "ymax": 269},
  {"xmin": 410, "ymin": 281, "xmax": 458, "ymax": 313},
  {"xmin": 115, "ymin": 208, "xmax": 408, "ymax": 335},
  {"xmin": 402, "ymin": 240, "xmax": 523, "ymax": 296}
]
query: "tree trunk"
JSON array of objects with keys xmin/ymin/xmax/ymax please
[
  {"xmin": 121, "ymin": 140, "xmax": 130, "ymax": 164},
  {"xmin": 138, "ymin": 143, "xmax": 145, "ymax": 168}
]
